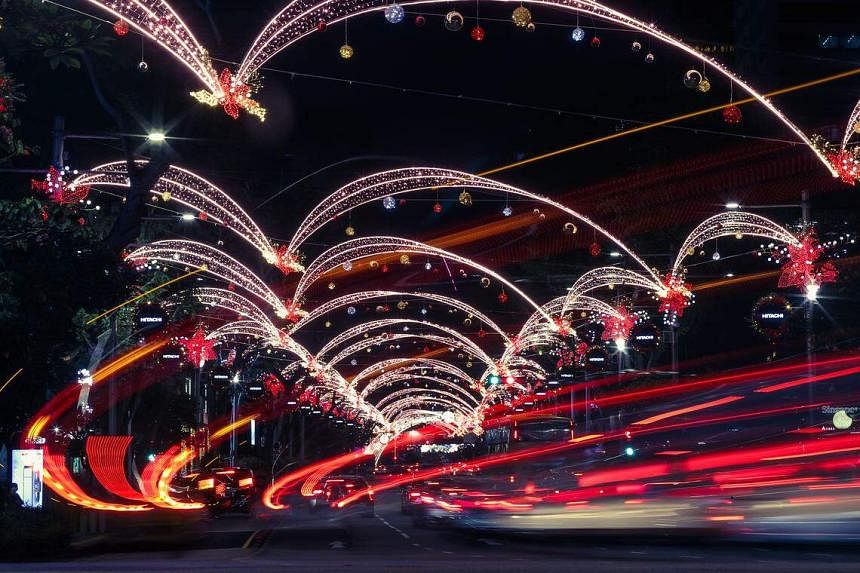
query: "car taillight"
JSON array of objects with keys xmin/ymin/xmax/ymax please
[
  {"xmin": 198, "ymin": 478, "xmax": 215, "ymax": 490},
  {"xmin": 312, "ymin": 489, "xmax": 323, "ymax": 495},
  {"xmin": 238, "ymin": 477, "xmax": 254, "ymax": 488},
  {"xmin": 409, "ymin": 492, "xmax": 421, "ymax": 498}
]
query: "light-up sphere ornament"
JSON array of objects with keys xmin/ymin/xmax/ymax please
[
  {"xmin": 527, "ymin": 22, "xmax": 536, "ymax": 32},
  {"xmin": 339, "ymin": 44, "xmax": 354, "ymax": 59},
  {"xmin": 347, "ymin": 306, "xmax": 357, "ymax": 315},
  {"xmin": 571, "ymin": 27, "xmax": 585, "ymax": 42},
  {"xmin": 589, "ymin": 242, "xmax": 601, "ymax": 257},
  {"xmin": 631, "ymin": 41, "xmax": 642, "ymax": 52},
  {"xmin": 384, "ymin": 4, "xmax": 406, "ymax": 23},
  {"xmin": 502, "ymin": 205, "xmax": 513, "ymax": 217},
  {"xmin": 445, "ymin": 11, "xmax": 464, "ymax": 31},
  {"xmin": 723, "ymin": 105, "xmax": 743, "ymax": 124},
  {"xmin": 645, "ymin": 52, "xmax": 655, "ymax": 63},
  {"xmin": 138, "ymin": 60, "xmax": 149, "ymax": 72},
  {"xmin": 342, "ymin": 260, "xmax": 353, "ymax": 271},
  {"xmin": 415, "ymin": 15, "xmax": 426, "ymax": 26},
  {"xmin": 433, "ymin": 202, "xmax": 442, "ymax": 213},
  {"xmin": 424, "ymin": 261, "xmax": 432, "ymax": 270},
  {"xmin": 317, "ymin": 20, "xmax": 327, "ymax": 31},
  {"xmin": 590, "ymin": 36, "xmax": 601, "ymax": 48},
  {"xmin": 833, "ymin": 410, "xmax": 853, "ymax": 430},
  {"xmin": 512, "ymin": 6, "xmax": 532, "ymax": 27},
  {"xmin": 113, "ymin": 19, "xmax": 129, "ymax": 36},
  {"xmin": 697, "ymin": 78, "xmax": 712, "ymax": 93},
  {"xmin": 712, "ymin": 251, "xmax": 721, "ymax": 261},
  {"xmin": 471, "ymin": 25, "xmax": 486, "ymax": 41},
  {"xmin": 345, "ymin": 226, "xmax": 355, "ymax": 236},
  {"xmin": 458, "ymin": 190, "xmax": 473, "ymax": 206},
  {"xmin": 382, "ymin": 196, "xmax": 397, "ymax": 210},
  {"xmin": 683, "ymin": 69, "xmax": 702, "ymax": 89},
  {"xmin": 399, "ymin": 254, "xmax": 411, "ymax": 265}
]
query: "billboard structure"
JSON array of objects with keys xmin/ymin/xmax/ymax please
[{"xmin": 11, "ymin": 449, "xmax": 43, "ymax": 508}]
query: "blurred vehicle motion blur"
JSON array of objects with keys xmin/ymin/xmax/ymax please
[{"xmin": 171, "ymin": 467, "xmax": 255, "ymax": 515}]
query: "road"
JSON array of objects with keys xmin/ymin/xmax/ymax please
[{"xmin": 4, "ymin": 492, "xmax": 860, "ymax": 572}]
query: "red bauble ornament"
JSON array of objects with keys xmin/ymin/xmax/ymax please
[
  {"xmin": 77, "ymin": 217, "xmax": 86, "ymax": 226},
  {"xmin": 497, "ymin": 291, "xmax": 509, "ymax": 304},
  {"xmin": 415, "ymin": 15, "xmax": 426, "ymax": 26},
  {"xmin": 198, "ymin": 211, "xmax": 208, "ymax": 221},
  {"xmin": 113, "ymin": 19, "xmax": 129, "ymax": 36},
  {"xmin": 722, "ymin": 105, "xmax": 742, "ymax": 125},
  {"xmin": 0, "ymin": 98, "xmax": 7, "ymax": 113},
  {"xmin": 40, "ymin": 208, "xmax": 48, "ymax": 222},
  {"xmin": 470, "ymin": 25, "xmax": 485, "ymax": 41},
  {"xmin": 433, "ymin": 202, "xmax": 442, "ymax": 213},
  {"xmin": 478, "ymin": 328, "xmax": 487, "ymax": 338},
  {"xmin": 589, "ymin": 242, "xmax": 601, "ymax": 256},
  {"xmin": 590, "ymin": 36, "xmax": 601, "ymax": 48},
  {"xmin": 382, "ymin": 263, "xmax": 389, "ymax": 273},
  {"xmin": 317, "ymin": 20, "xmax": 327, "ymax": 31}
]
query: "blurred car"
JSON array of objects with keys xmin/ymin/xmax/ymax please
[
  {"xmin": 309, "ymin": 475, "xmax": 375, "ymax": 517},
  {"xmin": 171, "ymin": 467, "xmax": 255, "ymax": 515}
]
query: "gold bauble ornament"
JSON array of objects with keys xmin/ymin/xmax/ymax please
[
  {"xmin": 563, "ymin": 222, "xmax": 578, "ymax": 235},
  {"xmin": 345, "ymin": 226, "xmax": 355, "ymax": 236},
  {"xmin": 697, "ymin": 78, "xmax": 711, "ymax": 93},
  {"xmin": 458, "ymin": 190, "xmax": 473, "ymax": 206},
  {"xmin": 161, "ymin": 191, "xmax": 171, "ymax": 201},
  {"xmin": 339, "ymin": 44, "xmax": 354, "ymax": 59},
  {"xmin": 480, "ymin": 277, "xmax": 491, "ymax": 288},
  {"xmin": 735, "ymin": 232, "xmax": 743, "ymax": 239},
  {"xmin": 399, "ymin": 254, "xmax": 411, "ymax": 265},
  {"xmin": 327, "ymin": 282, "xmax": 336, "ymax": 290},
  {"xmin": 511, "ymin": 6, "xmax": 532, "ymax": 27},
  {"xmin": 325, "ymin": 320, "xmax": 332, "ymax": 328},
  {"xmin": 397, "ymin": 300, "xmax": 408, "ymax": 310},
  {"xmin": 686, "ymin": 247, "xmax": 695, "ymax": 256},
  {"xmin": 369, "ymin": 260, "xmax": 379, "ymax": 269}
]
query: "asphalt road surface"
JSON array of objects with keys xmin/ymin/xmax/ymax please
[{"xmin": 4, "ymin": 492, "xmax": 860, "ymax": 572}]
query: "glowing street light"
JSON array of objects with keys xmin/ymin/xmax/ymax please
[
  {"xmin": 805, "ymin": 281, "xmax": 820, "ymax": 302},
  {"xmin": 614, "ymin": 337, "xmax": 627, "ymax": 352},
  {"xmin": 181, "ymin": 213, "xmax": 196, "ymax": 221},
  {"xmin": 147, "ymin": 131, "xmax": 167, "ymax": 143},
  {"xmin": 725, "ymin": 201, "xmax": 740, "ymax": 209}
]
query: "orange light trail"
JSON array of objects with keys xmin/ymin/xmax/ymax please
[
  {"xmin": 0, "ymin": 368, "xmax": 22, "ymax": 395},
  {"xmin": 633, "ymin": 396, "xmax": 744, "ymax": 426},
  {"xmin": 478, "ymin": 68, "xmax": 860, "ymax": 177}
]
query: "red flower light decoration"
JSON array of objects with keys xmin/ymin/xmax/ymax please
[
  {"xmin": 498, "ymin": 290, "xmax": 509, "ymax": 304},
  {"xmin": 190, "ymin": 68, "xmax": 267, "ymax": 121},
  {"xmin": 180, "ymin": 327, "xmax": 217, "ymax": 368},
  {"xmin": 275, "ymin": 245, "xmax": 304, "ymax": 275},
  {"xmin": 600, "ymin": 306, "xmax": 635, "ymax": 342},
  {"xmin": 777, "ymin": 229, "xmax": 838, "ymax": 291},
  {"xmin": 263, "ymin": 374, "xmax": 285, "ymax": 398},
  {"xmin": 827, "ymin": 150, "xmax": 859, "ymax": 185},
  {"xmin": 31, "ymin": 166, "xmax": 90, "ymax": 205},
  {"xmin": 658, "ymin": 272, "xmax": 693, "ymax": 318}
]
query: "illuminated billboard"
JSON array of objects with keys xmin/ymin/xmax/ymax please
[{"xmin": 11, "ymin": 449, "xmax": 44, "ymax": 508}]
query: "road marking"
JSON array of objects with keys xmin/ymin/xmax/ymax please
[
  {"xmin": 442, "ymin": 550, "xmax": 454, "ymax": 555},
  {"xmin": 376, "ymin": 514, "xmax": 410, "ymax": 539},
  {"xmin": 241, "ymin": 530, "xmax": 260, "ymax": 549},
  {"xmin": 329, "ymin": 541, "xmax": 346, "ymax": 550}
]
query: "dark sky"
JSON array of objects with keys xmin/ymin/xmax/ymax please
[{"xmin": 8, "ymin": 0, "xmax": 860, "ymax": 365}]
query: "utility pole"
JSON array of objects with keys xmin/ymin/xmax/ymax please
[{"xmin": 802, "ymin": 189, "xmax": 815, "ymax": 424}]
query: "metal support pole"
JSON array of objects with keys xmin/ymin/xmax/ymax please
[
  {"xmin": 51, "ymin": 116, "xmax": 65, "ymax": 168},
  {"xmin": 802, "ymin": 189, "xmax": 815, "ymax": 424}
]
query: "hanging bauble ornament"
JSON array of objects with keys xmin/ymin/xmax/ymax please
[
  {"xmin": 347, "ymin": 306, "xmax": 357, "ymax": 315},
  {"xmin": 325, "ymin": 320, "xmax": 332, "ymax": 328},
  {"xmin": 198, "ymin": 211, "xmax": 208, "ymax": 221},
  {"xmin": 415, "ymin": 15, "xmax": 426, "ymax": 26},
  {"xmin": 697, "ymin": 78, "xmax": 711, "ymax": 93},
  {"xmin": 445, "ymin": 11, "xmax": 464, "ymax": 31},
  {"xmin": 502, "ymin": 205, "xmax": 512, "ymax": 217},
  {"xmin": 590, "ymin": 35, "xmax": 601, "ymax": 48},
  {"xmin": 328, "ymin": 281, "xmax": 336, "ymax": 290},
  {"xmin": 350, "ymin": 358, "xmax": 358, "ymax": 366},
  {"xmin": 339, "ymin": 44, "xmax": 354, "ymax": 59},
  {"xmin": 317, "ymin": 20, "xmax": 327, "ymax": 31},
  {"xmin": 563, "ymin": 222, "xmax": 577, "ymax": 235},
  {"xmin": 399, "ymin": 254, "xmax": 411, "ymax": 265},
  {"xmin": 589, "ymin": 242, "xmax": 601, "ymax": 256},
  {"xmin": 384, "ymin": 4, "xmax": 406, "ymax": 23},
  {"xmin": 369, "ymin": 260, "xmax": 379, "ymax": 269},
  {"xmin": 631, "ymin": 40, "xmax": 642, "ymax": 52},
  {"xmin": 686, "ymin": 247, "xmax": 695, "ymax": 256},
  {"xmin": 480, "ymin": 277, "xmax": 491, "ymax": 288},
  {"xmin": 735, "ymin": 232, "xmax": 743, "ymax": 240},
  {"xmin": 571, "ymin": 27, "xmax": 586, "ymax": 42},
  {"xmin": 471, "ymin": 25, "xmax": 485, "ymax": 41},
  {"xmin": 498, "ymin": 291, "xmax": 509, "ymax": 304},
  {"xmin": 526, "ymin": 22, "xmax": 536, "ymax": 32},
  {"xmin": 424, "ymin": 261, "xmax": 432, "ymax": 270},
  {"xmin": 699, "ymin": 250, "xmax": 705, "ymax": 256},
  {"xmin": 683, "ymin": 69, "xmax": 702, "ymax": 89},
  {"xmin": 511, "ymin": 6, "xmax": 531, "ymax": 27},
  {"xmin": 138, "ymin": 60, "xmax": 149, "ymax": 72},
  {"xmin": 458, "ymin": 190, "xmax": 473, "ymax": 206},
  {"xmin": 397, "ymin": 300, "xmax": 408, "ymax": 310},
  {"xmin": 161, "ymin": 191, "xmax": 172, "ymax": 201},
  {"xmin": 478, "ymin": 328, "xmax": 486, "ymax": 338},
  {"xmin": 342, "ymin": 260, "xmax": 353, "ymax": 271},
  {"xmin": 113, "ymin": 19, "xmax": 129, "ymax": 36},
  {"xmin": 644, "ymin": 52, "xmax": 655, "ymax": 63},
  {"xmin": 345, "ymin": 225, "xmax": 355, "ymax": 236},
  {"xmin": 382, "ymin": 195, "xmax": 397, "ymax": 210},
  {"xmin": 381, "ymin": 263, "xmax": 389, "ymax": 273},
  {"xmin": 463, "ymin": 317, "xmax": 472, "ymax": 326},
  {"xmin": 712, "ymin": 251, "xmax": 721, "ymax": 261},
  {"xmin": 722, "ymin": 105, "xmax": 742, "ymax": 125},
  {"xmin": 433, "ymin": 202, "xmax": 442, "ymax": 213},
  {"xmin": 375, "ymin": 305, "xmax": 385, "ymax": 313}
]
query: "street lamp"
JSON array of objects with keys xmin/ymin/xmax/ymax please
[
  {"xmin": 805, "ymin": 282, "xmax": 820, "ymax": 302},
  {"xmin": 147, "ymin": 131, "xmax": 167, "ymax": 143},
  {"xmin": 725, "ymin": 201, "xmax": 740, "ymax": 209}
]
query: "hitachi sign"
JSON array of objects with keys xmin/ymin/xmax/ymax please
[{"xmin": 760, "ymin": 312, "xmax": 784, "ymax": 319}]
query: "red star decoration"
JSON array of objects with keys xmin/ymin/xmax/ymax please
[
  {"xmin": 658, "ymin": 272, "xmax": 692, "ymax": 318},
  {"xmin": 180, "ymin": 327, "xmax": 216, "ymax": 368},
  {"xmin": 31, "ymin": 166, "xmax": 90, "ymax": 205},
  {"xmin": 778, "ymin": 229, "xmax": 838, "ymax": 290},
  {"xmin": 600, "ymin": 306, "xmax": 635, "ymax": 342}
]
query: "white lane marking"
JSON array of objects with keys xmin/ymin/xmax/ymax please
[{"xmin": 376, "ymin": 513, "xmax": 410, "ymax": 540}]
